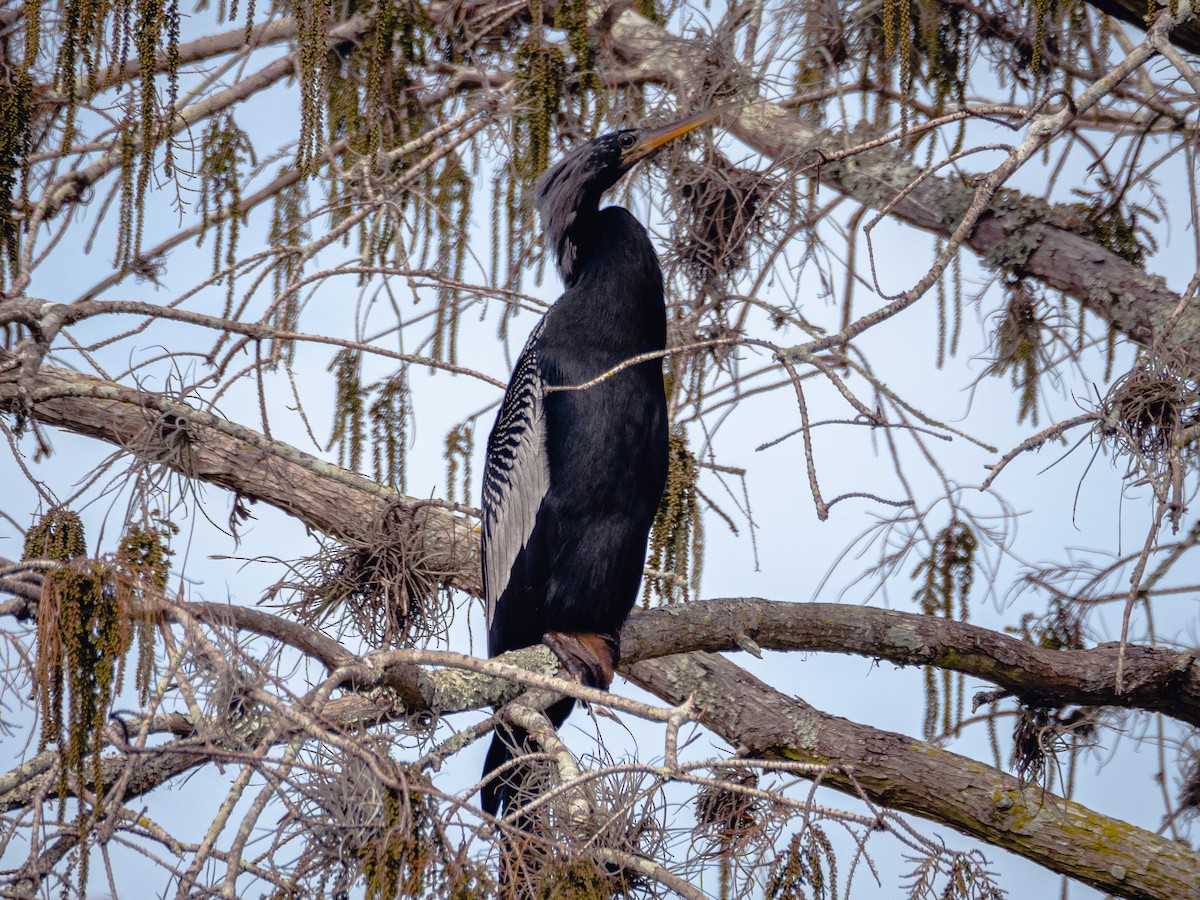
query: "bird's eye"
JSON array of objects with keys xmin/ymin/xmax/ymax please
[{"xmin": 619, "ymin": 133, "xmax": 636, "ymax": 148}]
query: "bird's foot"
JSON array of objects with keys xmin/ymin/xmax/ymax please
[{"xmin": 542, "ymin": 632, "xmax": 617, "ymax": 690}]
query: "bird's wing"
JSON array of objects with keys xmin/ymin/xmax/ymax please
[{"xmin": 481, "ymin": 318, "xmax": 550, "ymax": 627}]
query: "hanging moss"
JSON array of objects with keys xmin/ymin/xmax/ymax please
[
  {"xmin": 493, "ymin": 11, "xmax": 609, "ymax": 292},
  {"xmin": 364, "ymin": 0, "xmax": 401, "ymax": 162},
  {"xmin": 766, "ymin": 827, "xmax": 838, "ymax": 900},
  {"xmin": 983, "ymin": 283, "xmax": 1046, "ymax": 426},
  {"xmin": 318, "ymin": 0, "xmax": 472, "ymax": 361},
  {"xmin": 324, "ymin": 0, "xmax": 433, "ymax": 177},
  {"xmin": 50, "ymin": 0, "xmax": 183, "ymax": 269},
  {"xmin": 284, "ymin": 759, "xmax": 492, "ymax": 899},
  {"xmin": 133, "ymin": 0, "xmax": 168, "ymax": 251},
  {"xmin": 1065, "ymin": 183, "xmax": 1160, "ymax": 266},
  {"xmin": 1030, "ymin": 0, "xmax": 1053, "ymax": 73},
  {"xmin": 115, "ymin": 97, "xmax": 138, "ymax": 271},
  {"xmin": 114, "ymin": 514, "xmax": 175, "ymax": 704},
  {"xmin": 370, "ymin": 372, "xmax": 411, "ymax": 493},
  {"xmin": 52, "ymin": 0, "xmax": 97, "ymax": 149},
  {"xmin": 912, "ymin": 518, "xmax": 976, "ymax": 741},
  {"xmin": 198, "ymin": 113, "xmax": 256, "ymax": 316},
  {"xmin": 267, "ymin": 172, "xmax": 311, "ymax": 362},
  {"xmin": 644, "ymin": 429, "xmax": 703, "ymax": 606},
  {"xmin": 23, "ymin": 509, "xmax": 168, "ymax": 890},
  {"xmin": 361, "ymin": 785, "xmax": 431, "ymax": 898},
  {"xmin": 328, "ymin": 349, "xmax": 367, "ymax": 472},
  {"xmin": 557, "ymin": 0, "xmax": 597, "ymax": 102},
  {"xmin": 515, "ymin": 37, "xmax": 566, "ymax": 187},
  {"xmin": 296, "ymin": 0, "xmax": 331, "ymax": 173},
  {"xmin": 0, "ymin": 6, "xmax": 35, "ymax": 287},
  {"xmin": 352, "ymin": 773, "xmax": 493, "ymax": 899},
  {"xmin": 23, "ymin": 508, "xmax": 88, "ymax": 562},
  {"xmin": 443, "ymin": 421, "xmax": 473, "ymax": 506},
  {"xmin": 430, "ymin": 161, "xmax": 472, "ymax": 365},
  {"xmin": 25, "ymin": 511, "xmax": 169, "ymax": 792},
  {"xmin": 1008, "ymin": 595, "xmax": 1084, "ymax": 652},
  {"xmin": 881, "ymin": 0, "xmax": 969, "ymax": 129},
  {"xmin": 529, "ymin": 860, "xmax": 615, "ymax": 899}
]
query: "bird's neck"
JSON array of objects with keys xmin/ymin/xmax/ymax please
[
  {"xmin": 543, "ymin": 192, "xmax": 599, "ymax": 287},
  {"xmin": 553, "ymin": 206, "xmax": 666, "ymax": 355}
]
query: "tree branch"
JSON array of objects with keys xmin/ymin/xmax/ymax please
[
  {"xmin": 625, "ymin": 651, "xmax": 1200, "ymax": 900},
  {"xmin": 606, "ymin": 7, "xmax": 1200, "ymax": 369},
  {"xmin": 5, "ymin": 608, "xmax": 1194, "ymax": 900},
  {"xmin": 621, "ymin": 598, "xmax": 1200, "ymax": 728},
  {"xmin": 1082, "ymin": 0, "xmax": 1200, "ymax": 54},
  {"xmin": 0, "ymin": 354, "xmax": 482, "ymax": 597}
]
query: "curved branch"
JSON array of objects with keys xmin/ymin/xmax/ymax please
[
  {"xmin": 607, "ymin": 8, "xmax": 1200, "ymax": 370},
  {"xmin": 1083, "ymin": 0, "xmax": 1200, "ymax": 54},
  {"xmin": 625, "ymin": 651, "xmax": 1200, "ymax": 900},
  {"xmin": 0, "ymin": 354, "xmax": 482, "ymax": 597},
  {"xmin": 621, "ymin": 598, "xmax": 1200, "ymax": 728}
]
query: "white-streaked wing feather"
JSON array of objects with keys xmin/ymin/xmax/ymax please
[{"xmin": 482, "ymin": 319, "xmax": 550, "ymax": 626}]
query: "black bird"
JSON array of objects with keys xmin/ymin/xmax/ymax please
[{"xmin": 480, "ymin": 109, "xmax": 722, "ymax": 817}]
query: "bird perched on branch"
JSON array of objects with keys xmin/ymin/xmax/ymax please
[{"xmin": 480, "ymin": 108, "xmax": 723, "ymax": 817}]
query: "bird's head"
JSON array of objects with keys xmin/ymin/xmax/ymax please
[{"xmin": 536, "ymin": 107, "xmax": 725, "ymax": 281}]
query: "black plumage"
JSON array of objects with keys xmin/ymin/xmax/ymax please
[{"xmin": 480, "ymin": 110, "xmax": 721, "ymax": 818}]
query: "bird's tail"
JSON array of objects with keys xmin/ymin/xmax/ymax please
[{"xmin": 480, "ymin": 695, "xmax": 575, "ymax": 818}]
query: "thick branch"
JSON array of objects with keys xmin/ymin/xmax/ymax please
[
  {"xmin": 6, "ymin": 615, "xmax": 1194, "ymax": 900},
  {"xmin": 0, "ymin": 354, "xmax": 482, "ymax": 596},
  {"xmin": 621, "ymin": 599, "xmax": 1200, "ymax": 728},
  {"xmin": 0, "ymin": 643, "xmax": 566, "ymax": 814},
  {"xmin": 1084, "ymin": 0, "xmax": 1200, "ymax": 54},
  {"xmin": 607, "ymin": 9, "xmax": 1200, "ymax": 369},
  {"xmin": 625, "ymin": 651, "xmax": 1200, "ymax": 900},
  {"xmin": 6, "ymin": 571, "xmax": 1199, "ymax": 898}
]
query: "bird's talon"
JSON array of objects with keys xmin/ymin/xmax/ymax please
[{"xmin": 543, "ymin": 631, "xmax": 616, "ymax": 690}]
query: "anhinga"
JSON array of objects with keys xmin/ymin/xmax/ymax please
[{"xmin": 480, "ymin": 108, "xmax": 722, "ymax": 817}]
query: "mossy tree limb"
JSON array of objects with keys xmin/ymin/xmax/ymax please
[
  {"xmin": 606, "ymin": 6, "xmax": 1200, "ymax": 369},
  {"xmin": 626, "ymin": 649, "xmax": 1200, "ymax": 900},
  {"xmin": 2, "ymin": 584, "xmax": 1198, "ymax": 899}
]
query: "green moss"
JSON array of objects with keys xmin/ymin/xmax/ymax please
[
  {"xmin": 1063, "ymin": 191, "xmax": 1159, "ymax": 267},
  {"xmin": 361, "ymin": 787, "xmax": 428, "ymax": 898},
  {"xmin": 0, "ymin": 26, "xmax": 34, "ymax": 286},
  {"xmin": 295, "ymin": 0, "xmax": 330, "ymax": 174},
  {"xmin": 115, "ymin": 513, "xmax": 175, "ymax": 704},
  {"xmin": 267, "ymin": 172, "xmax": 311, "ymax": 361},
  {"xmin": 198, "ymin": 113, "xmax": 256, "ymax": 315},
  {"xmin": 370, "ymin": 373, "xmax": 411, "ymax": 492},
  {"xmin": 24, "ymin": 509, "xmax": 169, "ymax": 892},
  {"xmin": 767, "ymin": 826, "xmax": 838, "ymax": 900},
  {"xmin": 328, "ymin": 349, "xmax": 367, "ymax": 472},
  {"xmin": 443, "ymin": 421, "xmax": 473, "ymax": 506},
  {"xmin": 912, "ymin": 519, "xmax": 976, "ymax": 741},
  {"xmin": 983, "ymin": 283, "xmax": 1047, "ymax": 425},
  {"xmin": 356, "ymin": 775, "xmax": 494, "ymax": 898},
  {"xmin": 644, "ymin": 429, "xmax": 704, "ymax": 606},
  {"xmin": 24, "ymin": 508, "xmax": 87, "ymax": 561}
]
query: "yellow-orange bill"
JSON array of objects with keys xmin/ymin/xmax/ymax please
[{"xmin": 623, "ymin": 105, "xmax": 730, "ymax": 163}]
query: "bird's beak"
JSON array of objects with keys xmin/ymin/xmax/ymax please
[{"xmin": 620, "ymin": 106, "xmax": 726, "ymax": 167}]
